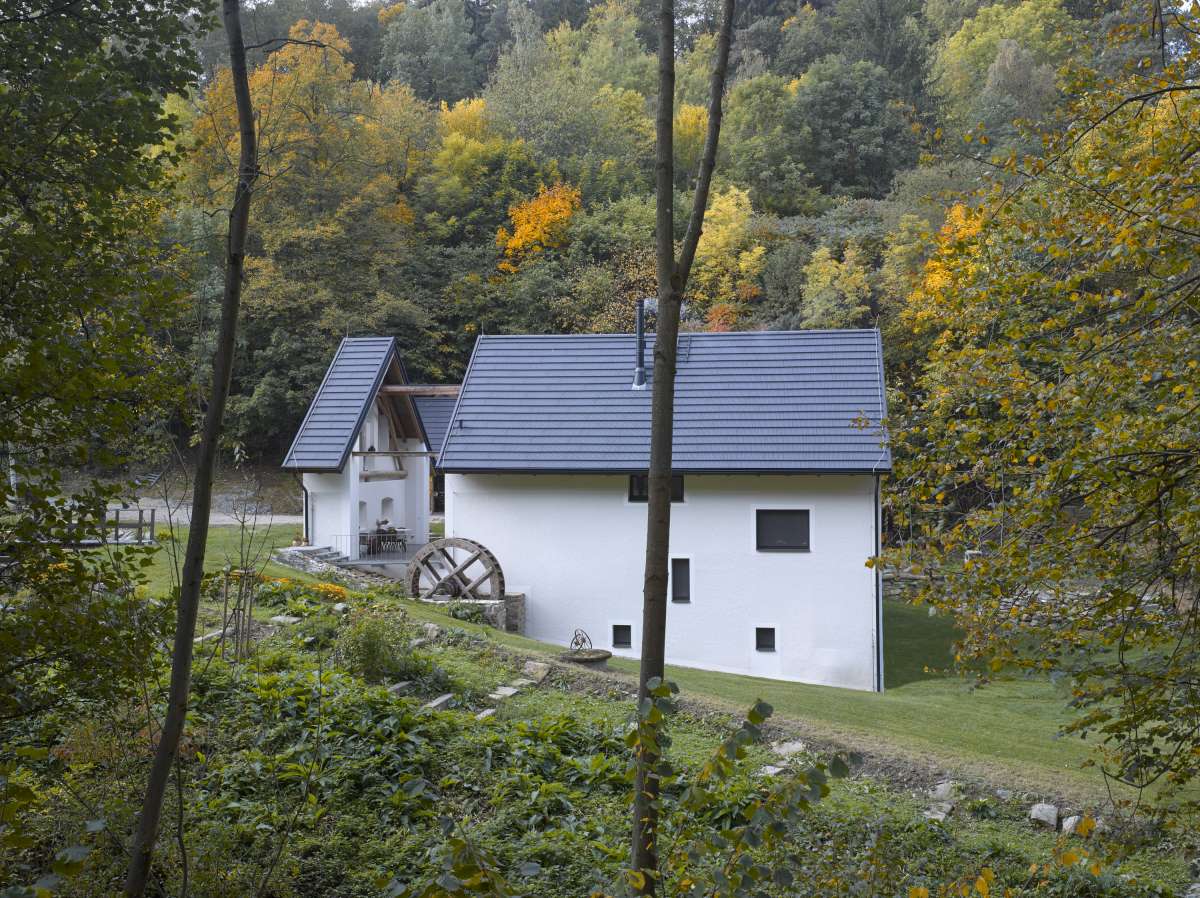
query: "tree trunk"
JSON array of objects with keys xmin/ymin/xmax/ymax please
[
  {"xmin": 631, "ymin": 0, "xmax": 735, "ymax": 893},
  {"xmin": 123, "ymin": 2, "xmax": 257, "ymax": 894}
]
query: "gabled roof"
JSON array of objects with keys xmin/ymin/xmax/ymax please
[
  {"xmin": 438, "ymin": 330, "xmax": 890, "ymax": 474},
  {"xmin": 413, "ymin": 395, "xmax": 456, "ymax": 456},
  {"xmin": 282, "ymin": 337, "xmax": 400, "ymax": 473}
]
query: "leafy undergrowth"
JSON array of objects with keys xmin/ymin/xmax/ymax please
[{"xmin": 1, "ymin": 581, "xmax": 1192, "ymax": 898}]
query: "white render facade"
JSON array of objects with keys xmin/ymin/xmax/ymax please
[
  {"xmin": 303, "ymin": 402, "xmax": 431, "ymax": 560},
  {"xmin": 446, "ymin": 471, "xmax": 883, "ymax": 691}
]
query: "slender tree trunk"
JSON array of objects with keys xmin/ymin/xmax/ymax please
[
  {"xmin": 123, "ymin": 3, "xmax": 257, "ymax": 894},
  {"xmin": 631, "ymin": 0, "xmax": 735, "ymax": 893}
]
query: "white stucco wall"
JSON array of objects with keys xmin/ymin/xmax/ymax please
[
  {"xmin": 445, "ymin": 472, "xmax": 881, "ymax": 691},
  {"xmin": 303, "ymin": 405, "xmax": 431, "ymax": 556}
]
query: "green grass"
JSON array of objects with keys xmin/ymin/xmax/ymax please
[
  {"xmin": 140, "ymin": 523, "xmax": 316, "ymax": 597},
  {"xmin": 397, "ymin": 599, "xmax": 1128, "ymax": 802},
  {"xmin": 130, "ymin": 529, "xmax": 1138, "ymax": 803}
]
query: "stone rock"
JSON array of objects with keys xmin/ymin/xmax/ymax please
[
  {"xmin": 332, "ymin": 602, "xmax": 350, "ymax": 614},
  {"xmin": 510, "ymin": 678, "xmax": 535, "ymax": 688},
  {"xmin": 422, "ymin": 622, "xmax": 443, "ymax": 640},
  {"xmin": 492, "ymin": 685, "xmax": 519, "ymax": 698},
  {"xmin": 771, "ymin": 739, "xmax": 807, "ymax": 758},
  {"xmin": 522, "ymin": 660, "xmax": 551, "ymax": 683},
  {"xmin": 995, "ymin": 788, "xmax": 1013, "ymax": 801},
  {"xmin": 475, "ymin": 708, "xmax": 496, "ymax": 721},
  {"xmin": 924, "ymin": 802, "xmax": 955, "ymax": 822},
  {"xmin": 387, "ymin": 681, "xmax": 413, "ymax": 696},
  {"xmin": 1183, "ymin": 884, "xmax": 1200, "ymax": 898},
  {"xmin": 930, "ymin": 780, "xmax": 957, "ymax": 801},
  {"xmin": 1062, "ymin": 815, "xmax": 1083, "ymax": 836},
  {"xmin": 1029, "ymin": 803, "xmax": 1059, "ymax": 829},
  {"xmin": 759, "ymin": 765, "xmax": 785, "ymax": 777},
  {"xmin": 194, "ymin": 628, "xmax": 225, "ymax": 644},
  {"xmin": 409, "ymin": 637, "xmax": 430, "ymax": 649},
  {"xmin": 422, "ymin": 693, "xmax": 454, "ymax": 711},
  {"xmin": 269, "ymin": 615, "xmax": 301, "ymax": 625}
]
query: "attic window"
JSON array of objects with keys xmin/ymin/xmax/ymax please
[{"xmin": 629, "ymin": 474, "xmax": 684, "ymax": 503}]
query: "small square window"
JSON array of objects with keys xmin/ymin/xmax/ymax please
[
  {"xmin": 755, "ymin": 627, "xmax": 776, "ymax": 652},
  {"xmin": 756, "ymin": 509, "xmax": 810, "ymax": 552},
  {"xmin": 629, "ymin": 474, "xmax": 684, "ymax": 502},
  {"xmin": 671, "ymin": 558, "xmax": 690, "ymax": 603},
  {"xmin": 612, "ymin": 624, "xmax": 632, "ymax": 649}
]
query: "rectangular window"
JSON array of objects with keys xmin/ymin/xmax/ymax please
[
  {"xmin": 612, "ymin": 624, "xmax": 632, "ymax": 649},
  {"xmin": 670, "ymin": 558, "xmax": 691, "ymax": 603},
  {"xmin": 756, "ymin": 509, "xmax": 810, "ymax": 552},
  {"xmin": 629, "ymin": 474, "xmax": 684, "ymax": 503},
  {"xmin": 755, "ymin": 627, "xmax": 776, "ymax": 652}
]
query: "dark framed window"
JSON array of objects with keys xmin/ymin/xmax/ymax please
[
  {"xmin": 612, "ymin": 624, "xmax": 632, "ymax": 649},
  {"xmin": 670, "ymin": 558, "xmax": 691, "ymax": 603},
  {"xmin": 629, "ymin": 474, "xmax": 684, "ymax": 503},
  {"xmin": 756, "ymin": 509, "xmax": 810, "ymax": 552},
  {"xmin": 755, "ymin": 627, "xmax": 776, "ymax": 652}
]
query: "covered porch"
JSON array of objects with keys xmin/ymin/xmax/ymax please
[{"xmin": 282, "ymin": 336, "xmax": 458, "ymax": 566}]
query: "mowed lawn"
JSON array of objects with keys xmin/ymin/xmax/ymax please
[
  {"xmin": 399, "ymin": 598, "xmax": 1122, "ymax": 802},
  {"xmin": 137, "ymin": 523, "xmax": 314, "ymax": 597}
]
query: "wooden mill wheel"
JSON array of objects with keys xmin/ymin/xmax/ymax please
[{"xmin": 407, "ymin": 537, "xmax": 505, "ymax": 601}]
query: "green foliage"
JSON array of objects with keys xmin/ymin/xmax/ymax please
[
  {"xmin": 0, "ymin": 0, "xmax": 201, "ymax": 752},
  {"xmin": 333, "ymin": 608, "xmax": 444, "ymax": 686},
  {"xmin": 930, "ymin": 0, "xmax": 1072, "ymax": 124},
  {"xmin": 382, "ymin": 0, "xmax": 486, "ymax": 103},
  {"xmin": 890, "ymin": 15, "xmax": 1200, "ymax": 810}
]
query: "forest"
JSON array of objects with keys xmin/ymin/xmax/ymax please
[
  {"xmin": 169, "ymin": 0, "xmax": 1147, "ymax": 458},
  {"xmin": 4, "ymin": 0, "xmax": 1200, "ymax": 892}
]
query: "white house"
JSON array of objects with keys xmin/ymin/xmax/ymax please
[
  {"xmin": 285, "ymin": 327, "xmax": 889, "ymax": 691},
  {"xmin": 438, "ymin": 327, "xmax": 890, "ymax": 691},
  {"xmin": 281, "ymin": 337, "xmax": 457, "ymax": 564}
]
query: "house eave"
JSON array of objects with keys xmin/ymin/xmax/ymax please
[{"xmin": 439, "ymin": 465, "xmax": 892, "ymax": 475}]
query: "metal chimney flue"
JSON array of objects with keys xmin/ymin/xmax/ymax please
[{"xmin": 632, "ymin": 298, "xmax": 647, "ymax": 389}]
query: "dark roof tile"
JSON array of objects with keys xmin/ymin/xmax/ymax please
[{"xmin": 439, "ymin": 330, "xmax": 890, "ymax": 473}]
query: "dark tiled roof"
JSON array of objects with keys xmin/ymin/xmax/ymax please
[
  {"xmin": 281, "ymin": 337, "xmax": 397, "ymax": 472},
  {"xmin": 413, "ymin": 395, "xmax": 456, "ymax": 456},
  {"xmin": 438, "ymin": 330, "xmax": 890, "ymax": 474}
]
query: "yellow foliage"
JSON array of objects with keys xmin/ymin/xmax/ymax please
[
  {"xmin": 378, "ymin": 3, "xmax": 404, "ymax": 26},
  {"xmin": 690, "ymin": 186, "xmax": 765, "ymax": 319},
  {"xmin": 496, "ymin": 183, "xmax": 581, "ymax": 271},
  {"xmin": 441, "ymin": 97, "xmax": 489, "ymax": 140},
  {"xmin": 674, "ymin": 103, "xmax": 708, "ymax": 180}
]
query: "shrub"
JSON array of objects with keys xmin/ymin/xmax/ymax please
[
  {"xmin": 446, "ymin": 601, "xmax": 486, "ymax": 624},
  {"xmin": 334, "ymin": 610, "xmax": 437, "ymax": 685}
]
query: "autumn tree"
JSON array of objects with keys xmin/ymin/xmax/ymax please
[
  {"xmin": 180, "ymin": 21, "xmax": 443, "ymax": 455},
  {"xmin": 890, "ymin": 24, "xmax": 1200, "ymax": 809},
  {"xmin": 496, "ymin": 183, "xmax": 583, "ymax": 270}
]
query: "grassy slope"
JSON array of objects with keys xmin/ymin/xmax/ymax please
[
  {"xmin": 399, "ymin": 599, "xmax": 1117, "ymax": 801},
  {"xmin": 150, "ymin": 527, "xmax": 1111, "ymax": 801}
]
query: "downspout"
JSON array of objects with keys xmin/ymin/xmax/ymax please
[
  {"xmin": 874, "ymin": 473, "xmax": 884, "ymax": 692},
  {"xmin": 293, "ymin": 471, "xmax": 309, "ymax": 545}
]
